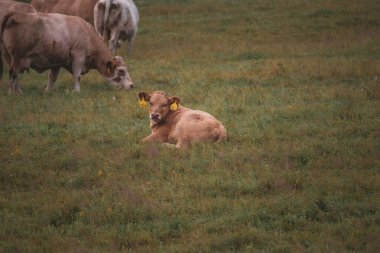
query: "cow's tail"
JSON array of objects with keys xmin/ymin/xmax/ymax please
[
  {"xmin": 0, "ymin": 12, "xmax": 17, "ymax": 41},
  {"xmin": 0, "ymin": 12, "xmax": 16, "ymax": 82}
]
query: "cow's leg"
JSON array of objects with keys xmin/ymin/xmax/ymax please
[
  {"xmin": 71, "ymin": 57, "xmax": 85, "ymax": 92},
  {"xmin": 1, "ymin": 48, "xmax": 12, "ymax": 86},
  {"xmin": 8, "ymin": 69, "xmax": 16, "ymax": 94},
  {"xmin": 45, "ymin": 67, "xmax": 60, "ymax": 92},
  {"xmin": 127, "ymin": 39, "xmax": 133, "ymax": 55},
  {"xmin": 142, "ymin": 133, "xmax": 165, "ymax": 144},
  {"xmin": 0, "ymin": 51, "xmax": 3, "ymax": 85},
  {"xmin": 108, "ymin": 30, "xmax": 121, "ymax": 54},
  {"xmin": 162, "ymin": 143, "xmax": 177, "ymax": 148},
  {"xmin": 8, "ymin": 68, "xmax": 21, "ymax": 95},
  {"xmin": 176, "ymin": 138, "xmax": 190, "ymax": 149},
  {"xmin": 73, "ymin": 76, "xmax": 81, "ymax": 92},
  {"xmin": 127, "ymin": 33, "xmax": 136, "ymax": 55}
]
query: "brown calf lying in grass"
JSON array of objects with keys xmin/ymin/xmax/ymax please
[{"xmin": 138, "ymin": 91, "xmax": 227, "ymax": 149}]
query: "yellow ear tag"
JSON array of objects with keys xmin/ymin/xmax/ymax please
[
  {"xmin": 139, "ymin": 98, "xmax": 147, "ymax": 108},
  {"xmin": 170, "ymin": 102, "xmax": 178, "ymax": 111}
]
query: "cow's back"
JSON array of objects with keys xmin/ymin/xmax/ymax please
[
  {"xmin": 3, "ymin": 13, "xmax": 51, "ymax": 57},
  {"xmin": 31, "ymin": 0, "xmax": 98, "ymax": 25},
  {"xmin": 0, "ymin": 1, "xmax": 36, "ymax": 34},
  {"xmin": 30, "ymin": 0, "xmax": 59, "ymax": 13},
  {"xmin": 170, "ymin": 110, "xmax": 227, "ymax": 145},
  {"xmin": 2, "ymin": 13, "xmax": 97, "ymax": 71}
]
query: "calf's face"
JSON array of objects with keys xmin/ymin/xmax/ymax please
[
  {"xmin": 106, "ymin": 56, "xmax": 133, "ymax": 89},
  {"xmin": 138, "ymin": 91, "xmax": 180, "ymax": 125}
]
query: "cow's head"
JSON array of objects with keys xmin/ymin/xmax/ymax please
[
  {"xmin": 138, "ymin": 91, "xmax": 180, "ymax": 126},
  {"xmin": 105, "ymin": 56, "xmax": 133, "ymax": 89}
]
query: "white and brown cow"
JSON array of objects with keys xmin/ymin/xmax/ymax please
[
  {"xmin": 94, "ymin": 0, "xmax": 139, "ymax": 54},
  {"xmin": 1, "ymin": 12, "xmax": 133, "ymax": 94},
  {"xmin": 31, "ymin": 0, "xmax": 139, "ymax": 54},
  {"xmin": 0, "ymin": 0, "xmax": 36, "ymax": 84},
  {"xmin": 138, "ymin": 91, "xmax": 227, "ymax": 149}
]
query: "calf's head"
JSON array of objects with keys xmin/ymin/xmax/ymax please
[
  {"xmin": 105, "ymin": 56, "xmax": 133, "ymax": 89},
  {"xmin": 138, "ymin": 91, "xmax": 181, "ymax": 125}
]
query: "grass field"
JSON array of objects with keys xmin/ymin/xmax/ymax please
[{"xmin": 1, "ymin": 0, "xmax": 380, "ymax": 252}]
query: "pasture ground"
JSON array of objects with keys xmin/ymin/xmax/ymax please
[{"xmin": 1, "ymin": 0, "xmax": 379, "ymax": 252}]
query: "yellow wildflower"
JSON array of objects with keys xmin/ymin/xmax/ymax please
[{"xmin": 13, "ymin": 148, "xmax": 22, "ymax": 156}]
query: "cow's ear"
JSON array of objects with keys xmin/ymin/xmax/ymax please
[
  {"xmin": 106, "ymin": 61, "xmax": 115, "ymax": 74},
  {"xmin": 113, "ymin": 56, "xmax": 124, "ymax": 64},
  {"xmin": 169, "ymin": 96, "xmax": 180, "ymax": 111}
]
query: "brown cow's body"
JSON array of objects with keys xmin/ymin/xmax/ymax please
[
  {"xmin": 31, "ymin": 0, "xmax": 97, "ymax": 24},
  {"xmin": 1, "ymin": 12, "xmax": 133, "ymax": 94},
  {"xmin": 0, "ymin": 0, "xmax": 36, "ymax": 83},
  {"xmin": 139, "ymin": 91, "xmax": 227, "ymax": 149}
]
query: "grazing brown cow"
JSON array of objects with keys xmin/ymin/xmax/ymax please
[
  {"xmin": 0, "ymin": 0, "xmax": 36, "ymax": 84},
  {"xmin": 1, "ymin": 12, "xmax": 133, "ymax": 94},
  {"xmin": 138, "ymin": 91, "xmax": 227, "ymax": 149}
]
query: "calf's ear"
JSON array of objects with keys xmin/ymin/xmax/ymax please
[
  {"xmin": 138, "ymin": 92, "xmax": 150, "ymax": 108},
  {"xmin": 169, "ymin": 96, "xmax": 181, "ymax": 111},
  {"xmin": 138, "ymin": 92, "xmax": 150, "ymax": 101}
]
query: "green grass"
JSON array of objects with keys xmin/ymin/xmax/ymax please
[{"xmin": 1, "ymin": 0, "xmax": 380, "ymax": 252}]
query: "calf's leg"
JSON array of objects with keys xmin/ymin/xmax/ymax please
[
  {"xmin": 176, "ymin": 138, "xmax": 190, "ymax": 149},
  {"xmin": 142, "ymin": 133, "xmax": 166, "ymax": 144}
]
